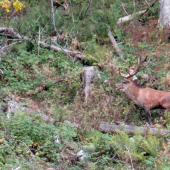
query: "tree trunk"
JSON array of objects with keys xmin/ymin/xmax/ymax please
[
  {"xmin": 82, "ymin": 66, "xmax": 100, "ymax": 103},
  {"xmin": 159, "ymin": 0, "xmax": 170, "ymax": 27}
]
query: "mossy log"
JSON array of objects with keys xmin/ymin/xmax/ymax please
[{"xmin": 99, "ymin": 123, "xmax": 170, "ymax": 136}]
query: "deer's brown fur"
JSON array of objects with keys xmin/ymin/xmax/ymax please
[{"xmin": 115, "ymin": 56, "xmax": 170, "ymax": 124}]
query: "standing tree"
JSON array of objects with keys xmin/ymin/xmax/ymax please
[{"xmin": 159, "ymin": 0, "xmax": 170, "ymax": 27}]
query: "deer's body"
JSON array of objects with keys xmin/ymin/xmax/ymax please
[
  {"xmin": 114, "ymin": 54, "xmax": 170, "ymax": 124},
  {"xmin": 115, "ymin": 79, "xmax": 170, "ymax": 124}
]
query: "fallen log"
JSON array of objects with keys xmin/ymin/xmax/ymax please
[
  {"xmin": 117, "ymin": 10, "xmax": 147, "ymax": 25},
  {"xmin": 0, "ymin": 26, "xmax": 85, "ymax": 61},
  {"xmin": 0, "ymin": 27, "xmax": 29, "ymax": 40},
  {"xmin": 99, "ymin": 124, "xmax": 170, "ymax": 136}
]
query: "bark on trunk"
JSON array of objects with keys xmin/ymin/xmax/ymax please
[
  {"xmin": 99, "ymin": 123, "xmax": 170, "ymax": 136},
  {"xmin": 159, "ymin": 0, "xmax": 170, "ymax": 27},
  {"xmin": 108, "ymin": 31, "xmax": 126, "ymax": 62},
  {"xmin": 82, "ymin": 66, "xmax": 100, "ymax": 103}
]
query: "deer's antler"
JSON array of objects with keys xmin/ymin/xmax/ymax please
[{"xmin": 119, "ymin": 56, "xmax": 150, "ymax": 79}]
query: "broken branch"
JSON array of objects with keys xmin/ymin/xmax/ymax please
[
  {"xmin": 108, "ymin": 31, "xmax": 126, "ymax": 62},
  {"xmin": 0, "ymin": 26, "xmax": 85, "ymax": 61}
]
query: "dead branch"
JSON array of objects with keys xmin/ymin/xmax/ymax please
[
  {"xmin": 99, "ymin": 124, "xmax": 170, "ymax": 136},
  {"xmin": 108, "ymin": 31, "xmax": 126, "ymax": 62},
  {"xmin": 39, "ymin": 41, "xmax": 85, "ymax": 60},
  {"xmin": 15, "ymin": 140, "xmax": 35, "ymax": 157},
  {"xmin": 51, "ymin": 0, "xmax": 58, "ymax": 34},
  {"xmin": 0, "ymin": 27, "xmax": 29, "ymax": 40},
  {"xmin": 0, "ymin": 26, "xmax": 85, "ymax": 60},
  {"xmin": 117, "ymin": 10, "xmax": 147, "ymax": 25}
]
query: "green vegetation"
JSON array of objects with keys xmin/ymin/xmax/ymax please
[{"xmin": 0, "ymin": 0, "xmax": 170, "ymax": 169}]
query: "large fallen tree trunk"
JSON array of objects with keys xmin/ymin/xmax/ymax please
[
  {"xmin": 0, "ymin": 26, "xmax": 85, "ymax": 60},
  {"xmin": 99, "ymin": 124, "xmax": 170, "ymax": 136}
]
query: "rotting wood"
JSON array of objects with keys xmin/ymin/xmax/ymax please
[
  {"xmin": 82, "ymin": 66, "xmax": 101, "ymax": 103},
  {"xmin": 117, "ymin": 10, "xmax": 147, "ymax": 25},
  {"xmin": 108, "ymin": 31, "xmax": 126, "ymax": 62},
  {"xmin": 99, "ymin": 124, "xmax": 170, "ymax": 136},
  {"xmin": 0, "ymin": 27, "xmax": 29, "ymax": 40},
  {"xmin": 0, "ymin": 26, "xmax": 85, "ymax": 61}
]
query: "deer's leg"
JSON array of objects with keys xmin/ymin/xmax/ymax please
[{"xmin": 145, "ymin": 109, "xmax": 152, "ymax": 125}]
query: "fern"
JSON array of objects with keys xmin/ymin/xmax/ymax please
[{"xmin": 140, "ymin": 135, "xmax": 162, "ymax": 157}]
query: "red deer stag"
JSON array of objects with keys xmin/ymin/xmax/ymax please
[{"xmin": 115, "ymin": 57, "xmax": 170, "ymax": 125}]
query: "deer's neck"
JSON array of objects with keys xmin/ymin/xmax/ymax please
[{"xmin": 125, "ymin": 82, "xmax": 140, "ymax": 101}]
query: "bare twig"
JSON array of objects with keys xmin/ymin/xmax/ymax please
[
  {"xmin": 15, "ymin": 140, "xmax": 35, "ymax": 157},
  {"xmin": 0, "ymin": 69, "xmax": 3, "ymax": 74},
  {"xmin": 82, "ymin": 0, "xmax": 92, "ymax": 20},
  {"xmin": 124, "ymin": 145, "xmax": 134, "ymax": 170},
  {"xmin": 53, "ymin": 0, "xmax": 65, "ymax": 8},
  {"xmin": 76, "ymin": 5, "xmax": 85, "ymax": 21},
  {"xmin": 69, "ymin": 0, "xmax": 76, "ymax": 29},
  {"xmin": 35, "ymin": 15, "xmax": 41, "ymax": 24},
  {"xmin": 133, "ymin": 0, "xmax": 136, "ymax": 11},
  {"xmin": 122, "ymin": 3, "xmax": 128, "ymax": 15},
  {"xmin": 51, "ymin": 0, "xmax": 58, "ymax": 34},
  {"xmin": 140, "ymin": 0, "xmax": 158, "ymax": 17},
  {"xmin": 38, "ymin": 27, "xmax": 40, "ymax": 57},
  {"xmin": 0, "ymin": 41, "xmax": 21, "ymax": 52},
  {"xmin": 145, "ymin": 0, "xmax": 150, "ymax": 6}
]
